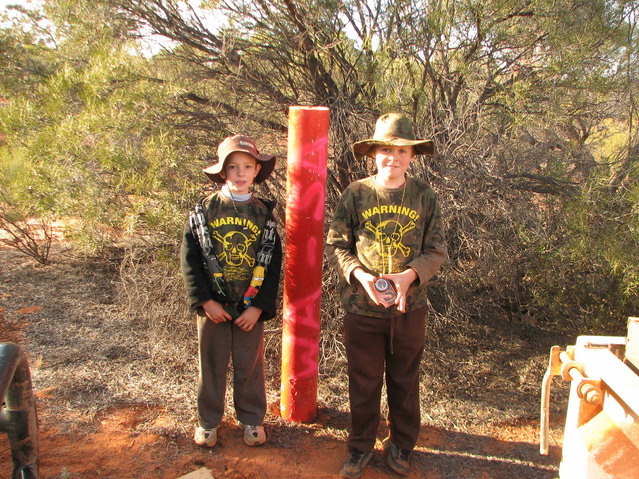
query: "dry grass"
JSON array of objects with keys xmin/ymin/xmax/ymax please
[{"xmin": 0, "ymin": 242, "xmax": 570, "ymax": 447}]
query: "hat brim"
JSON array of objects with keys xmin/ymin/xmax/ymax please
[
  {"xmin": 352, "ymin": 139, "xmax": 434, "ymax": 159},
  {"xmin": 203, "ymin": 154, "xmax": 276, "ymax": 184}
]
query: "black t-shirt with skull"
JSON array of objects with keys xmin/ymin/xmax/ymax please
[
  {"xmin": 181, "ymin": 191, "xmax": 282, "ymax": 320},
  {"xmin": 203, "ymin": 193, "xmax": 268, "ymax": 304}
]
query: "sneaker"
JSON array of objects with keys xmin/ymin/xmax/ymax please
[
  {"xmin": 339, "ymin": 449, "xmax": 374, "ymax": 478},
  {"xmin": 239, "ymin": 422, "xmax": 266, "ymax": 446},
  {"xmin": 383, "ymin": 438, "xmax": 411, "ymax": 476},
  {"xmin": 194, "ymin": 426, "xmax": 217, "ymax": 447}
]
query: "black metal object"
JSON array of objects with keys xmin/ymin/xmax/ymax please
[{"xmin": 0, "ymin": 342, "xmax": 39, "ymax": 479}]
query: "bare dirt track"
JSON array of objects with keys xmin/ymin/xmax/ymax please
[
  {"xmin": 0, "ymin": 407, "xmax": 562, "ymax": 479},
  {"xmin": 0, "ymin": 242, "xmax": 565, "ymax": 478}
]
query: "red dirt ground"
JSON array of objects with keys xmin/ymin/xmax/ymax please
[
  {"xmin": 0, "ymin": 406, "xmax": 561, "ymax": 479},
  {"xmin": 0, "ymin": 307, "xmax": 563, "ymax": 479}
]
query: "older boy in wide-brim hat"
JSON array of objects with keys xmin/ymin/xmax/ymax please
[
  {"xmin": 327, "ymin": 113, "xmax": 447, "ymax": 478},
  {"xmin": 351, "ymin": 113, "xmax": 435, "ymax": 159}
]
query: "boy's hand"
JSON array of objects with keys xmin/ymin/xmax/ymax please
[
  {"xmin": 352, "ymin": 267, "xmax": 382, "ymax": 307},
  {"xmin": 381, "ymin": 268, "xmax": 418, "ymax": 313},
  {"xmin": 235, "ymin": 306, "xmax": 262, "ymax": 332},
  {"xmin": 202, "ymin": 299, "xmax": 232, "ymax": 323}
]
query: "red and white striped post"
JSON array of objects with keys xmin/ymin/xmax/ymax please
[{"xmin": 280, "ymin": 106, "xmax": 329, "ymax": 422}]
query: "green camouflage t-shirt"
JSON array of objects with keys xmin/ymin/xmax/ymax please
[{"xmin": 326, "ymin": 176, "xmax": 447, "ymax": 317}]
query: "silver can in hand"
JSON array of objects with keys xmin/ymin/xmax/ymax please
[{"xmin": 373, "ymin": 278, "xmax": 397, "ymax": 308}]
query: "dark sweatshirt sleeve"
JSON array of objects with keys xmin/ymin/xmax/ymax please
[
  {"xmin": 180, "ymin": 219, "xmax": 214, "ymax": 310},
  {"xmin": 249, "ymin": 219, "xmax": 282, "ymax": 321}
]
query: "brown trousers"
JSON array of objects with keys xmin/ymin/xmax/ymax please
[
  {"xmin": 196, "ymin": 315, "xmax": 266, "ymax": 429},
  {"xmin": 343, "ymin": 307, "xmax": 427, "ymax": 452}
]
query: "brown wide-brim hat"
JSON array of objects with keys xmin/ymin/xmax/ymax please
[
  {"xmin": 203, "ymin": 134, "xmax": 276, "ymax": 184},
  {"xmin": 352, "ymin": 113, "xmax": 434, "ymax": 159}
]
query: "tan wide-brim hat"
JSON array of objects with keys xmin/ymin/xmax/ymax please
[
  {"xmin": 203, "ymin": 134, "xmax": 276, "ymax": 184},
  {"xmin": 352, "ymin": 113, "xmax": 434, "ymax": 159}
]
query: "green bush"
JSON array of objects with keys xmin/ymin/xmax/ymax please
[{"xmin": 524, "ymin": 168, "xmax": 639, "ymax": 334}]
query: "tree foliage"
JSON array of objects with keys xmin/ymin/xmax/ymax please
[
  {"xmin": 1, "ymin": 0, "xmax": 200, "ymax": 251},
  {"xmin": 1, "ymin": 0, "xmax": 638, "ymax": 332}
]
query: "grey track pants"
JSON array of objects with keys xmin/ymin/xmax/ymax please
[{"xmin": 196, "ymin": 315, "xmax": 266, "ymax": 429}]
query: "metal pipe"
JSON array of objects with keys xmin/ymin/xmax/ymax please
[
  {"xmin": 280, "ymin": 106, "xmax": 329, "ymax": 422},
  {"xmin": 540, "ymin": 366, "xmax": 553, "ymax": 455},
  {"xmin": 0, "ymin": 342, "xmax": 40, "ymax": 479},
  {"xmin": 540, "ymin": 345, "xmax": 560, "ymax": 455}
]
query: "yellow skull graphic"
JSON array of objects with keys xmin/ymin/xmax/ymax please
[
  {"xmin": 213, "ymin": 230, "xmax": 257, "ymax": 267},
  {"xmin": 365, "ymin": 219, "xmax": 415, "ymax": 263}
]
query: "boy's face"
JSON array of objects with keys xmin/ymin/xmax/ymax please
[
  {"xmin": 374, "ymin": 145, "xmax": 415, "ymax": 186},
  {"xmin": 219, "ymin": 152, "xmax": 261, "ymax": 195}
]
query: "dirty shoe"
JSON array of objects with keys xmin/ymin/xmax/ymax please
[
  {"xmin": 239, "ymin": 422, "xmax": 266, "ymax": 446},
  {"xmin": 383, "ymin": 438, "xmax": 411, "ymax": 476},
  {"xmin": 339, "ymin": 449, "xmax": 374, "ymax": 478},
  {"xmin": 194, "ymin": 426, "xmax": 218, "ymax": 447}
]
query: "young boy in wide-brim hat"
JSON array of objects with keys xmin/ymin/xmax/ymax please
[
  {"xmin": 181, "ymin": 134, "xmax": 282, "ymax": 448},
  {"xmin": 326, "ymin": 113, "xmax": 447, "ymax": 478}
]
